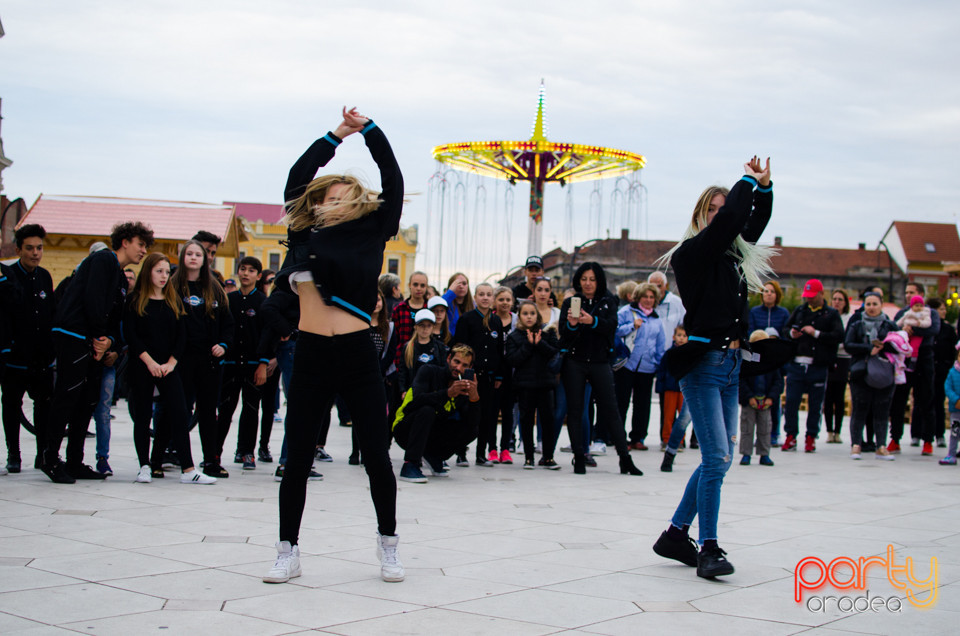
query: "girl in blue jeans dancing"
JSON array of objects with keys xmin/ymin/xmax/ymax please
[{"xmin": 653, "ymin": 156, "xmax": 774, "ymax": 579}]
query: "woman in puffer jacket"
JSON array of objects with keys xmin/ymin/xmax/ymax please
[{"xmin": 615, "ymin": 282, "xmax": 666, "ymax": 450}]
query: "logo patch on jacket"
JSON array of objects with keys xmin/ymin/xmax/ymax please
[
  {"xmin": 186, "ymin": 295, "xmax": 203, "ymax": 307},
  {"xmin": 38, "ymin": 290, "xmax": 47, "ymax": 299},
  {"xmin": 418, "ymin": 353, "xmax": 434, "ymax": 363},
  {"xmin": 245, "ymin": 309, "xmax": 257, "ymax": 317}
]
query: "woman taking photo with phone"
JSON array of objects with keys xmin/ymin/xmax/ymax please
[
  {"xmin": 653, "ymin": 157, "xmax": 773, "ymax": 580},
  {"xmin": 264, "ymin": 107, "xmax": 404, "ymax": 585},
  {"xmin": 558, "ymin": 262, "xmax": 642, "ymax": 476}
]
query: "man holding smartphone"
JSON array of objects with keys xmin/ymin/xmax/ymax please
[{"xmin": 392, "ymin": 344, "xmax": 480, "ymax": 483}]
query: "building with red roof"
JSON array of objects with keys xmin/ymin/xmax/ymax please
[{"xmin": 880, "ymin": 221, "xmax": 960, "ymax": 301}]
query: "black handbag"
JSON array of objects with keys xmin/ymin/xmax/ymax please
[{"xmin": 865, "ymin": 355, "xmax": 895, "ymax": 389}]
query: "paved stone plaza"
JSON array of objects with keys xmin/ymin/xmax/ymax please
[{"xmin": 0, "ymin": 401, "xmax": 956, "ymax": 635}]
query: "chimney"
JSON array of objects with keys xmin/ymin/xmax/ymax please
[
  {"xmin": 774, "ymin": 236, "xmax": 782, "ymax": 247},
  {"xmin": 621, "ymin": 228, "xmax": 629, "ymax": 241},
  {"xmin": 858, "ymin": 243, "xmax": 866, "ymax": 250}
]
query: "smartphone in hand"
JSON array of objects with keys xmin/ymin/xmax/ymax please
[
  {"xmin": 462, "ymin": 368, "xmax": 475, "ymax": 381},
  {"xmin": 569, "ymin": 297, "xmax": 581, "ymax": 317}
]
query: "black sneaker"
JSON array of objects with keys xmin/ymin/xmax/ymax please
[
  {"xmin": 274, "ymin": 466, "xmax": 284, "ymax": 482},
  {"xmin": 315, "ymin": 447, "xmax": 333, "ymax": 462},
  {"xmin": 234, "ymin": 452, "xmax": 244, "ymax": 464},
  {"xmin": 399, "ymin": 462, "xmax": 427, "ymax": 483},
  {"xmin": 523, "ymin": 458, "xmax": 535, "ymax": 470},
  {"xmin": 242, "ymin": 454, "xmax": 256, "ymax": 470},
  {"xmin": 164, "ymin": 449, "xmax": 180, "ymax": 467},
  {"xmin": 348, "ymin": 453, "xmax": 361, "ymax": 465},
  {"xmin": 308, "ymin": 468, "xmax": 324, "ymax": 481},
  {"xmin": 96, "ymin": 456, "xmax": 113, "ymax": 476},
  {"xmin": 584, "ymin": 455, "xmax": 597, "ymax": 467},
  {"xmin": 66, "ymin": 462, "xmax": 108, "ymax": 480},
  {"xmin": 538, "ymin": 457, "xmax": 561, "ymax": 470},
  {"xmin": 204, "ymin": 463, "xmax": 229, "ymax": 478},
  {"xmin": 697, "ymin": 545, "xmax": 735, "ymax": 578},
  {"xmin": 6, "ymin": 458, "xmax": 21, "ymax": 474},
  {"xmin": 475, "ymin": 457, "xmax": 494, "ymax": 467},
  {"xmin": 41, "ymin": 459, "xmax": 76, "ymax": 484},
  {"xmin": 653, "ymin": 530, "xmax": 698, "ymax": 567},
  {"xmin": 455, "ymin": 453, "xmax": 470, "ymax": 467},
  {"xmin": 258, "ymin": 447, "xmax": 273, "ymax": 463}
]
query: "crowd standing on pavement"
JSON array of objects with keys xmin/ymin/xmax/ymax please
[{"xmin": 2, "ymin": 117, "xmax": 958, "ymax": 588}]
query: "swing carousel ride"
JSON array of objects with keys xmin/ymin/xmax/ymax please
[{"xmin": 428, "ymin": 81, "xmax": 647, "ymax": 283}]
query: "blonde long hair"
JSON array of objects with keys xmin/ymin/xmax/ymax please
[
  {"xmin": 285, "ymin": 174, "xmax": 383, "ymax": 231},
  {"xmin": 656, "ymin": 185, "xmax": 777, "ymax": 293}
]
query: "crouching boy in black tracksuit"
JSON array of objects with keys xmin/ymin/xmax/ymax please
[{"xmin": 392, "ymin": 344, "xmax": 480, "ymax": 483}]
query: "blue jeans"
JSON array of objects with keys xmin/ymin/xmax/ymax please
[
  {"xmin": 665, "ymin": 401, "xmax": 692, "ymax": 454},
  {"xmin": 784, "ymin": 361, "xmax": 828, "ymax": 439},
  {"xmin": 93, "ymin": 365, "xmax": 116, "ymax": 459},
  {"xmin": 276, "ymin": 339, "xmax": 296, "ymax": 466},
  {"xmin": 671, "ymin": 349, "xmax": 741, "ymax": 544}
]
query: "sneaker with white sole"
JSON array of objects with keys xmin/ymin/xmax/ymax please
[
  {"xmin": 180, "ymin": 470, "xmax": 217, "ymax": 484},
  {"xmin": 588, "ymin": 441, "xmax": 607, "ymax": 456},
  {"xmin": 263, "ymin": 540, "xmax": 301, "ymax": 583},
  {"xmin": 136, "ymin": 465, "xmax": 152, "ymax": 483},
  {"xmin": 376, "ymin": 533, "xmax": 405, "ymax": 582}
]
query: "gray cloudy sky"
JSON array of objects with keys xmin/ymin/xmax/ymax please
[{"xmin": 1, "ymin": 1, "xmax": 958, "ymax": 280}]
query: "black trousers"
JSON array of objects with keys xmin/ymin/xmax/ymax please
[
  {"xmin": 179, "ymin": 353, "xmax": 223, "ymax": 465},
  {"xmin": 217, "ymin": 363, "xmax": 261, "ymax": 456},
  {"xmin": 475, "ymin": 372, "xmax": 500, "ymax": 459},
  {"xmin": 890, "ymin": 353, "xmax": 936, "ymax": 443},
  {"xmin": 614, "ymin": 367, "xmax": 655, "ymax": 444},
  {"xmin": 562, "ymin": 358, "xmax": 628, "ymax": 457},
  {"xmin": 394, "ymin": 403, "xmax": 479, "ymax": 464},
  {"xmin": 279, "ymin": 331, "xmax": 396, "ymax": 544},
  {"xmin": 934, "ymin": 364, "xmax": 950, "ymax": 440},
  {"xmin": 128, "ymin": 363, "xmax": 195, "ymax": 470},
  {"xmin": 518, "ymin": 386, "xmax": 555, "ymax": 460},
  {"xmin": 45, "ymin": 334, "xmax": 102, "ymax": 465},
  {"xmin": 849, "ymin": 379, "xmax": 894, "ymax": 447},
  {"xmin": 823, "ymin": 357, "xmax": 850, "ymax": 434},
  {"xmin": 1, "ymin": 366, "xmax": 53, "ymax": 462},
  {"xmin": 235, "ymin": 367, "xmax": 279, "ymax": 455}
]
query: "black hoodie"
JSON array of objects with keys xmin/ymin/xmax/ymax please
[{"xmin": 558, "ymin": 262, "xmax": 618, "ymax": 363}]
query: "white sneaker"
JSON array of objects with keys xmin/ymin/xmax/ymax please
[
  {"xmin": 180, "ymin": 470, "xmax": 217, "ymax": 484},
  {"xmin": 560, "ymin": 445, "xmax": 572, "ymax": 453},
  {"xmin": 263, "ymin": 540, "xmax": 301, "ymax": 583},
  {"xmin": 376, "ymin": 533, "xmax": 405, "ymax": 582},
  {"xmin": 535, "ymin": 442, "xmax": 542, "ymax": 454},
  {"xmin": 0, "ymin": 465, "xmax": 8, "ymax": 476},
  {"xmin": 136, "ymin": 465, "xmax": 152, "ymax": 483},
  {"xmin": 589, "ymin": 441, "xmax": 607, "ymax": 456}
]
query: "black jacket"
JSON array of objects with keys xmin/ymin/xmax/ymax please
[
  {"xmin": 398, "ymin": 337, "xmax": 448, "ymax": 394},
  {"xmin": 452, "ymin": 310, "xmax": 504, "ymax": 377},
  {"xmin": 224, "ymin": 288, "xmax": 268, "ymax": 365},
  {"xmin": 738, "ymin": 370, "xmax": 784, "ymax": 406},
  {"xmin": 843, "ymin": 315, "xmax": 898, "ymax": 364},
  {"xmin": 180, "ymin": 279, "xmax": 234, "ymax": 357},
  {"xmin": 122, "ymin": 298, "xmax": 186, "ymax": 365},
  {"xmin": 276, "ymin": 122, "xmax": 403, "ymax": 324},
  {"xmin": 54, "ymin": 250, "xmax": 128, "ymax": 347},
  {"xmin": 399, "ymin": 363, "xmax": 478, "ymax": 418},
  {"xmin": 672, "ymin": 176, "xmax": 773, "ymax": 348},
  {"xmin": 934, "ymin": 320, "xmax": 959, "ymax": 374},
  {"xmin": 504, "ymin": 327, "xmax": 559, "ymax": 389},
  {"xmin": 559, "ymin": 263, "xmax": 619, "ymax": 364},
  {"xmin": 0, "ymin": 261, "xmax": 57, "ymax": 370},
  {"xmin": 783, "ymin": 303, "xmax": 844, "ymax": 366}
]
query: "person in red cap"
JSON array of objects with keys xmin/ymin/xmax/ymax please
[{"xmin": 780, "ymin": 279, "xmax": 844, "ymax": 453}]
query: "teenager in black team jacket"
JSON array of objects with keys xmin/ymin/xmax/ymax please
[
  {"xmin": 559, "ymin": 262, "xmax": 642, "ymax": 476},
  {"xmin": 263, "ymin": 107, "xmax": 404, "ymax": 585},
  {"xmin": 217, "ymin": 257, "xmax": 268, "ymax": 470},
  {"xmin": 0, "ymin": 224, "xmax": 56, "ymax": 473},
  {"xmin": 452, "ymin": 282, "xmax": 505, "ymax": 466},
  {"xmin": 41, "ymin": 222, "xmax": 152, "ymax": 483},
  {"xmin": 169, "ymin": 240, "xmax": 234, "ymax": 478},
  {"xmin": 124, "ymin": 253, "xmax": 216, "ymax": 484},
  {"xmin": 653, "ymin": 157, "xmax": 773, "ymax": 580}
]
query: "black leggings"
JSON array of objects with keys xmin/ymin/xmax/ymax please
[
  {"xmin": 518, "ymin": 386, "xmax": 555, "ymax": 461},
  {"xmin": 475, "ymin": 372, "xmax": 500, "ymax": 460},
  {"xmin": 823, "ymin": 358, "xmax": 850, "ymax": 434},
  {"xmin": 128, "ymin": 364, "xmax": 195, "ymax": 470},
  {"xmin": 1, "ymin": 366, "xmax": 53, "ymax": 462},
  {"xmin": 279, "ymin": 331, "xmax": 396, "ymax": 544},
  {"xmin": 178, "ymin": 353, "xmax": 222, "ymax": 464}
]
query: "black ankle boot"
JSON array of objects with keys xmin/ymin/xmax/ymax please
[
  {"xmin": 619, "ymin": 454, "xmax": 643, "ymax": 475},
  {"xmin": 660, "ymin": 452, "xmax": 675, "ymax": 472},
  {"xmin": 573, "ymin": 454, "xmax": 586, "ymax": 474}
]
